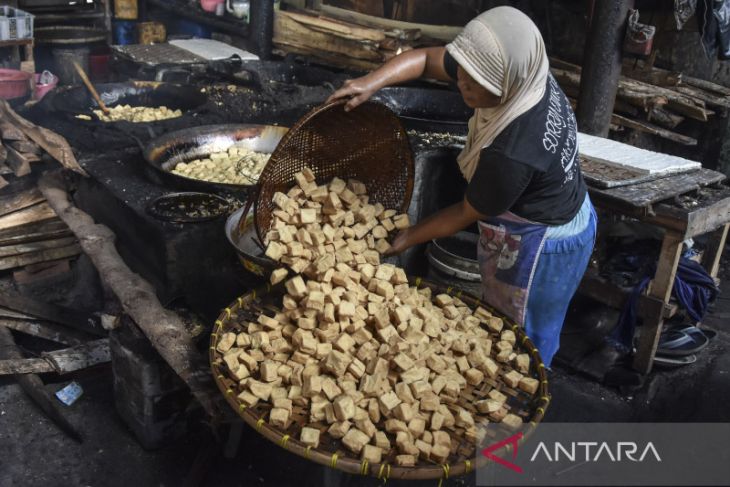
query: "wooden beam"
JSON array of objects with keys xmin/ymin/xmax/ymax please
[
  {"xmin": 318, "ymin": 4, "xmax": 461, "ymax": 42},
  {"xmin": 0, "ymin": 293, "xmax": 106, "ymax": 337},
  {"xmin": 0, "ymin": 243, "xmax": 81, "ymax": 271},
  {"xmin": 0, "ymin": 220, "xmax": 70, "ymax": 246},
  {"xmin": 0, "ymin": 358, "xmax": 54, "ymax": 375},
  {"xmin": 39, "ymin": 170, "xmax": 223, "ymax": 418},
  {"xmin": 702, "ymin": 223, "xmax": 729, "ymax": 279},
  {"xmin": 0, "ymin": 236, "xmax": 77, "ymax": 257},
  {"xmin": 611, "ymin": 113, "xmax": 697, "ymax": 146},
  {"xmin": 0, "ymin": 318, "xmax": 88, "ymax": 346},
  {"xmin": 42, "ymin": 338, "xmax": 110, "ymax": 373},
  {"xmin": 0, "ymin": 202, "xmax": 58, "ymax": 233},
  {"xmin": 0, "ymin": 188, "xmax": 45, "ymax": 218},
  {"xmin": 5, "ymin": 145, "xmax": 35, "ymax": 177}
]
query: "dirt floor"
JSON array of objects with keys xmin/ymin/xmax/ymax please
[{"xmin": 0, "ymin": 250, "xmax": 728, "ymax": 487}]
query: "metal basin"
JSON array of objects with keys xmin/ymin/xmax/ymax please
[
  {"xmin": 225, "ymin": 206, "xmax": 278, "ymax": 277},
  {"xmin": 143, "ymin": 123, "xmax": 289, "ymax": 192},
  {"xmin": 427, "ymin": 231, "xmax": 480, "ymax": 282}
]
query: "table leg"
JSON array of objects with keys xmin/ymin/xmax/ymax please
[
  {"xmin": 633, "ymin": 232, "xmax": 684, "ymax": 374},
  {"xmin": 701, "ymin": 223, "xmax": 729, "ymax": 279}
]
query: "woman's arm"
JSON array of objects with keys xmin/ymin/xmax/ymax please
[
  {"xmin": 326, "ymin": 47, "xmax": 450, "ymax": 111},
  {"xmin": 386, "ymin": 197, "xmax": 485, "ymax": 255}
]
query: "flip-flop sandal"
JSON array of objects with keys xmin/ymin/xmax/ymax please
[
  {"xmin": 653, "ymin": 354, "xmax": 697, "ymax": 368},
  {"xmin": 657, "ymin": 326, "xmax": 710, "ymax": 357}
]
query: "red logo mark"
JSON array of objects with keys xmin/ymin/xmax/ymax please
[{"xmin": 481, "ymin": 432, "xmax": 524, "ymax": 473}]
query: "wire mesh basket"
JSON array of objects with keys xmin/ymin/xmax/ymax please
[{"xmin": 245, "ymin": 99, "xmax": 415, "ymax": 244}]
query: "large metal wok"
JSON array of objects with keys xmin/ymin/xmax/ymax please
[
  {"xmin": 143, "ymin": 124, "xmax": 289, "ymax": 192},
  {"xmin": 371, "ymin": 86, "xmax": 471, "ymax": 133},
  {"xmin": 51, "ymin": 81, "xmax": 208, "ymax": 124}
]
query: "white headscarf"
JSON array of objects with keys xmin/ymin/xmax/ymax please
[{"xmin": 446, "ymin": 6, "xmax": 549, "ymax": 182}]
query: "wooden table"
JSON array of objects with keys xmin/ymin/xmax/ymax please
[{"xmin": 581, "ymin": 168, "xmax": 730, "ymax": 374}]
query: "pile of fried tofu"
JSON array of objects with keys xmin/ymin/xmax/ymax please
[{"xmin": 214, "ymin": 168, "xmax": 538, "ymax": 467}]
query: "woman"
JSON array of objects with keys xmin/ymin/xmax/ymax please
[{"xmin": 327, "ymin": 6, "xmax": 596, "ymax": 367}]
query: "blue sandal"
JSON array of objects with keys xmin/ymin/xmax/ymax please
[{"xmin": 657, "ymin": 326, "xmax": 711, "ymax": 357}]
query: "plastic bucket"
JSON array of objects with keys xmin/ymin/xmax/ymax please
[
  {"xmin": 0, "ymin": 68, "xmax": 32, "ymax": 99},
  {"xmin": 33, "ymin": 71, "xmax": 58, "ymax": 100},
  {"xmin": 113, "ymin": 20, "xmax": 136, "ymax": 45}
]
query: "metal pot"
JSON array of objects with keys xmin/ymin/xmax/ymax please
[
  {"xmin": 143, "ymin": 123, "xmax": 289, "ymax": 192},
  {"xmin": 427, "ymin": 231, "xmax": 480, "ymax": 282},
  {"xmin": 50, "ymin": 81, "xmax": 208, "ymax": 123},
  {"xmin": 225, "ymin": 206, "xmax": 277, "ymax": 277}
]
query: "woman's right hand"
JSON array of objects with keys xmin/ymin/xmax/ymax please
[{"xmin": 326, "ymin": 76, "xmax": 380, "ymax": 112}]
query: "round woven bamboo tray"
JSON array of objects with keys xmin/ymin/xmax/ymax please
[
  {"xmin": 250, "ymin": 99, "xmax": 415, "ymax": 244},
  {"xmin": 210, "ymin": 278, "xmax": 550, "ymax": 482}
]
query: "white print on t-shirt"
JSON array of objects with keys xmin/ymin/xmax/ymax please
[
  {"xmin": 542, "ymin": 76, "xmax": 566, "ymax": 154},
  {"xmin": 561, "ymin": 106, "xmax": 578, "ymax": 184}
]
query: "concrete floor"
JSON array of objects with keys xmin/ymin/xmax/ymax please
[{"xmin": 1, "ymin": 258, "xmax": 728, "ymax": 487}]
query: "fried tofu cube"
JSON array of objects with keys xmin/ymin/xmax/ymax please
[
  {"xmin": 514, "ymin": 354, "xmax": 530, "ymax": 374},
  {"xmin": 392, "ymin": 353, "xmax": 415, "ymax": 372},
  {"xmin": 265, "ymin": 241, "xmax": 286, "ymax": 261},
  {"xmin": 285, "ymin": 276, "xmax": 308, "ymax": 298},
  {"xmin": 270, "ymin": 268, "xmax": 288, "ymax": 285},
  {"xmin": 334, "ymin": 394, "xmax": 356, "ymax": 421},
  {"xmin": 393, "ymin": 214, "xmax": 410, "ymax": 229},
  {"xmin": 395, "ymin": 455, "xmax": 416, "ymax": 467},
  {"xmin": 342, "ymin": 428, "xmax": 370, "ymax": 454},
  {"xmin": 465, "ymin": 368, "xmax": 485, "ymax": 386},
  {"xmin": 502, "ymin": 413, "xmax": 523, "ymax": 429},
  {"xmin": 430, "ymin": 444, "xmax": 450, "ymax": 463},
  {"xmin": 503, "ymin": 370, "xmax": 523, "ymax": 388},
  {"xmin": 518, "ymin": 377, "xmax": 539, "ymax": 395},
  {"xmin": 328, "ymin": 420, "xmax": 352, "ymax": 439},
  {"xmin": 476, "ymin": 399, "xmax": 503, "ymax": 414},
  {"xmin": 300, "ymin": 427, "xmax": 321, "ymax": 448},
  {"xmin": 260, "ymin": 360, "xmax": 279, "ymax": 382},
  {"xmin": 361, "ymin": 444, "xmax": 382, "ymax": 464},
  {"xmin": 216, "ymin": 332, "xmax": 236, "ymax": 353},
  {"xmin": 269, "ymin": 407, "xmax": 290, "ymax": 428}
]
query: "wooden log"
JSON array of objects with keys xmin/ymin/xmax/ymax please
[
  {"xmin": 0, "ymin": 187, "xmax": 45, "ymax": 218},
  {"xmin": 42, "ymin": 338, "xmax": 110, "ymax": 373},
  {"xmin": 271, "ymin": 46, "xmax": 380, "ymax": 71},
  {"xmin": 8, "ymin": 140, "xmax": 42, "ymax": 156},
  {"xmin": 0, "ymin": 242, "xmax": 81, "ymax": 271},
  {"xmin": 317, "ymin": 4, "xmax": 461, "ymax": 42},
  {"xmin": 621, "ymin": 65, "xmax": 681, "ymax": 87},
  {"xmin": 274, "ymin": 10, "xmax": 384, "ymax": 63},
  {"xmin": 611, "ymin": 113, "xmax": 697, "ymax": 145},
  {"xmin": 281, "ymin": 10, "xmax": 386, "ymax": 42},
  {"xmin": 0, "ymin": 325, "xmax": 83, "ymax": 442},
  {"xmin": 0, "ymin": 144, "xmax": 6, "ymax": 165},
  {"xmin": 674, "ymin": 85, "xmax": 730, "ymax": 111},
  {"xmin": 647, "ymin": 106, "xmax": 685, "ymax": 129},
  {"xmin": 0, "ymin": 317, "xmax": 86, "ymax": 347},
  {"xmin": 39, "ymin": 170, "xmax": 223, "ymax": 418},
  {"xmin": 0, "ymin": 100, "xmax": 87, "ymax": 176},
  {"xmin": 0, "ymin": 357, "xmax": 54, "ymax": 374},
  {"xmin": 681, "ymin": 74, "xmax": 730, "ymax": 97},
  {"xmin": 0, "ymin": 292, "xmax": 106, "ymax": 337},
  {"xmin": 0, "ymin": 236, "xmax": 77, "ymax": 257}
]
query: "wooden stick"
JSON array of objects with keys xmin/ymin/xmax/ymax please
[
  {"xmin": 0, "ymin": 292, "xmax": 106, "ymax": 337},
  {"xmin": 0, "ymin": 243, "xmax": 81, "ymax": 271},
  {"xmin": 0, "ymin": 317, "xmax": 88, "ymax": 346},
  {"xmin": 42, "ymin": 338, "xmax": 110, "ymax": 373},
  {"xmin": 0, "ymin": 358, "xmax": 54, "ymax": 374},
  {"xmin": 611, "ymin": 113, "xmax": 698, "ymax": 146},
  {"xmin": 0, "ymin": 236, "xmax": 77, "ymax": 257},
  {"xmin": 73, "ymin": 62, "xmax": 110, "ymax": 115},
  {"xmin": 38, "ymin": 170, "xmax": 223, "ymax": 418}
]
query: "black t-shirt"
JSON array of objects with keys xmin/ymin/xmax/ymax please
[{"xmin": 444, "ymin": 52, "xmax": 586, "ymax": 225}]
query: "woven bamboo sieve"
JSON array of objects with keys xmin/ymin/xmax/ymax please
[
  {"xmin": 210, "ymin": 278, "xmax": 551, "ymax": 481},
  {"xmin": 247, "ymin": 99, "xmax": 415, "ymax": 245}
]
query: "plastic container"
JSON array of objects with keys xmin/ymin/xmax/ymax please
[
  {"xmin": 200, "ymin": 0, "xmax": 223, "ymax": 13},
  {"xmin": 0, "ymin": 68, "xmax": 32, "ymax": 100},
  {"xmin": 33, "ymin": 70, "xmax": 58, "ymax": 100},
  {"xmin": 113, "ymin": 20, "xmax": 136, "ymax": 45},
  {"xmin": 0, "ymin": 6, "xmax": 34, "ymax": 41}
]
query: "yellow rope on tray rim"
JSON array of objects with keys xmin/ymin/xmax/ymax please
[
  {"xmin": 377, "ymin": 464, "xmax": 390, "ymax": 483},
  {"xmin": 256, "ymin": 418, "xmax": 265, "ymax": 431},
  {"xmin": 437, "ymin": 464, "xmax": 451, "ymax": 487},
  {"xmin": 465, "ymin": 460, "xmax": 472, "ymax": 473},
  {"xmin": 360, "ymin": 459, "xmax": 369, "ymax": 476},
  {"xmin": 305, "ymin": 446, "xmax": 312, "ymax": 459},
  {"xmin": 279, "ymin": 435, "xmax": 290, "ymax": 449},
  {"xmin": 330, "ymin": 453, "xmax": 338, "ymax": 469},
  {"xmin": 224, "ymin": 307, "xmax": 232, "ymax": 319},
  {"xmin": 237, "ymin": 297, "xmax": 244, "ymax": 307}
]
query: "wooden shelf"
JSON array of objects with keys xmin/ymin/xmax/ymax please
[{"xmin": 0, "ymin": 39, "xmax": 33, "ymax": 48}]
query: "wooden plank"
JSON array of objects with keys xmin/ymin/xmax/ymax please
[
  {"xmin": 0, "ymin": 187, "xmax": 45, "ymax": 218},
  {"xmin": 0, "ymin": 358, "xmax": 54, "ymax": 375},
  {"xmin": 590, "ymin": 168, "xmax": 726, "ymax": 208},
  {"xmin": 702, "ymin": 223, "xmax": 729, "ymax": 278},
  {"xmin": 611, "ymin": 113, "xmax": 697, "ymax": 146},
  {"xmin": 634, "ymin": 233, "xmax": 684, "ymax": 374},
  {"xmin": 42, "ymin": 338, "xmax": 110, "ymax": 373},
  {"xmin": 8, "ymin": 140, "xmax": 42, "ymax": 156},
  {"xmin": 578, "ymin": 270, "xmax": 677, "ymax": 318},
  {"xmin": 5, "ymin": 145, "xmax": 34, "ymax": 177},
  {"xmin": 0, "ymin": 202, "xmax": 57, "ymax": 232},
  {"xmin": 674, "ymin": 85, "xmax": 730, "ymax": 111},
  {"xmin": 273, "ymin": 10, "xmax": 384, "ymax": 63},
  {"xmin": 0, "ymin": 318, "xmax": 87, "ymax": 346},
  {"xmin": 0, "ymin": 307, "xmax": 35, "ymax": 320},
  {"xmin": 281, "ymin": 10, "xmax": 386, "ymax": 42},
  {"xmin": 318, "ymin": 4, "xmax": 461, "ymax": 41},
  {"xmin": 0, "ymin": 236, "xmax": 77, "ymax": 257},
  {"xmin": 647, "ymin": 106, "xmax": 684, "ymax": 129},
  {"xmin": 0, "ymin": 292, "xmax": 106, "ymax": 337},
  {"xmin": 0, "ymin": 121, "xmax": 25, "ymax": 142},
  {"xmin": 0, "ymin": 242, "xmax": 81, "ymax": 271},
  {"xmin": 0, "ymin": 174, "xmax": 7, "ymax": 190},
  {"xmin": 0, "ymin": 144, "xmax": 6, "ymax": 165},
  {"xmin": 0, "ymin": 222, "xmax": 71, "ymax": 246}
]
